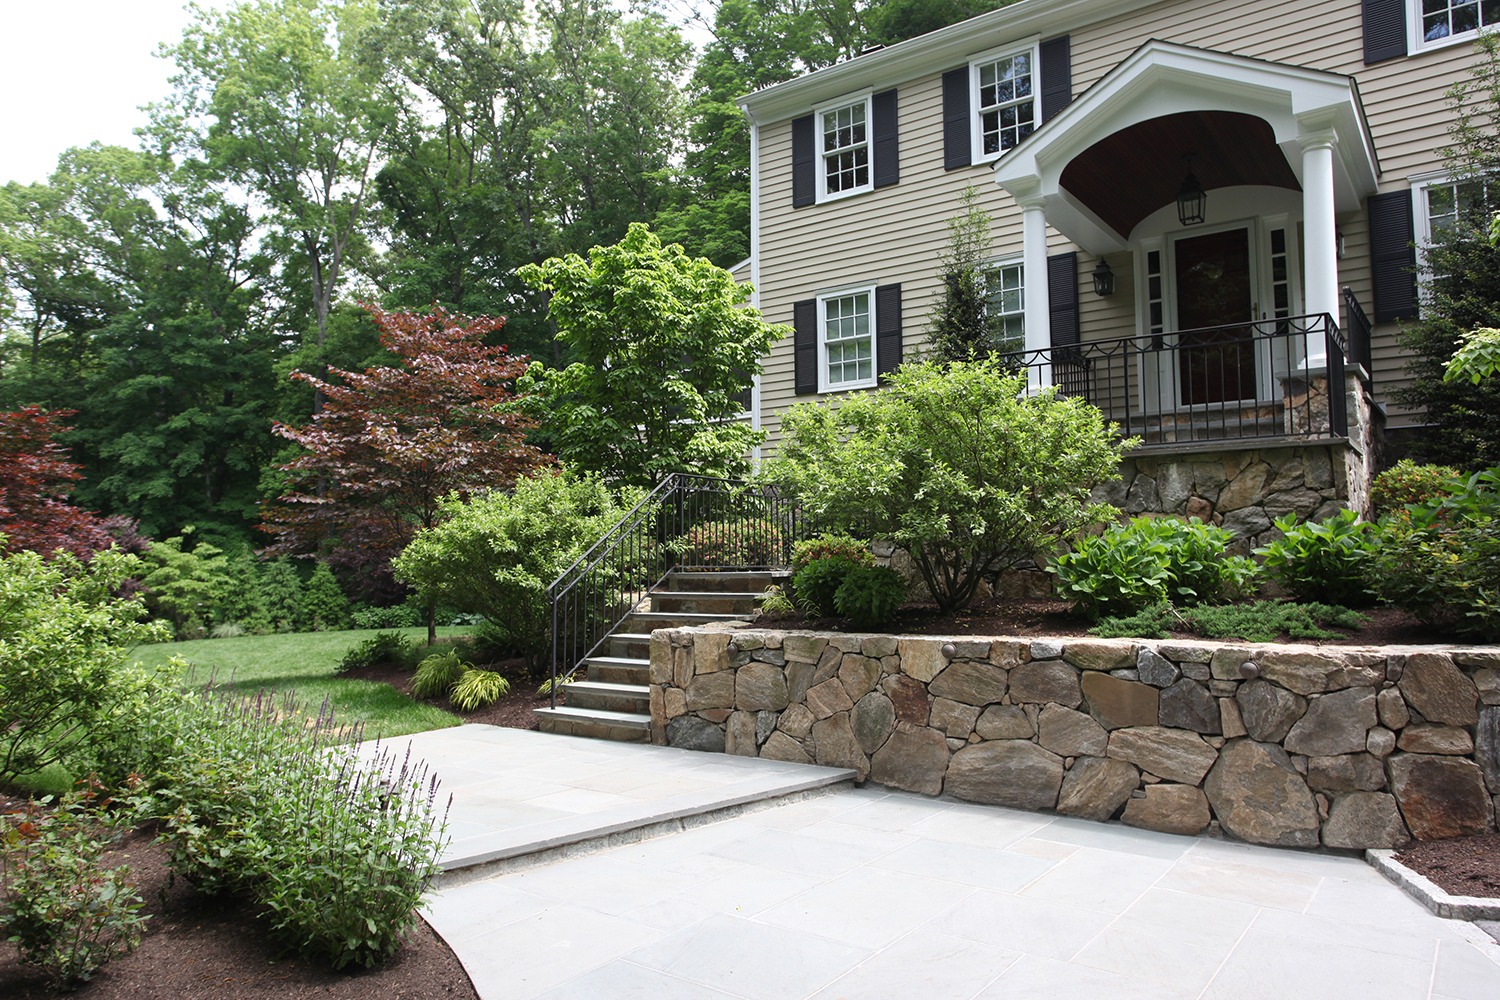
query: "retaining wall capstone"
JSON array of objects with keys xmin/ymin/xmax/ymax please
[{"xmin": 648, "ymin": 627, "xmax": 1500, "ymax": 849}]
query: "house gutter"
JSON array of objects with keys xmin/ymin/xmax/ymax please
[{"xmin": 737, "ymin": 0, "xmax": 1156, "ymax": 125}]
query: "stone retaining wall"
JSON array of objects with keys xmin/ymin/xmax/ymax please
[{"xmin": 648, "ymin": 628, "xmax": 1500, "ymax": 849}]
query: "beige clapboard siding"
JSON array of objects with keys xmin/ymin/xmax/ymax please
[{"xmin": 754, "ymin": 0, "xmax": 1491, "ymax": 439}]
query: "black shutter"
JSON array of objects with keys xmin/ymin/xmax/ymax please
[
  {"xmin": 794, "ymin": 299, "xmax": 818, "ymax": 394},
  {"xmin": 1039, "ymin": 35, "xmax": 1072, "ymax": 123},
  {"xmin": 942, "ymin": 67, "xmax": 971, "ymax": 170},
  {"xmin": 1369, "ymin": 190, "xmax": 1418, "ymax": 323},
  {"xmin": 792, "ymin": 115, "xmax": 815, "ymax": 207},
  {"xmin": 1047, "ymin": 252, "xmax": 1079, "ymax": 352},
  {"xmin": 1363, "ymin": 0, "xmax": 1408, "ymax": 64},
  {"xmin": 872, "ymin": 88, "xmax": 899, "ymax": 189},
  {"xmin": 876, "ymin": 284, "xmax": 903, "ymax": 377}
]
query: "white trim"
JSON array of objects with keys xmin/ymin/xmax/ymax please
[
  {"xmin": 1408, "ymin": 3, "xmax": 1499, "ymax": 54},
  {"xmin": 991, "ymin": 40, "xmax": 1379, "ymax": 255},
  {"xmin": 816, "ymin": 284, "xmax": 879, "ymax": 394},
  {"xmin": 984, "ymin": 253, "xmax": 1028, "ymax": 354},
  {"xmin": 968, "ymin": 38, "xmax": 1042, "ymax": 166},
  {"xmin": 749, "ymin": 120, "xmax": 763, "ymax": 463},
  {"xmin": 737, "ymin": 0, "xmax": 1154, "ymax": 125},
  {"xmin": 813, "ymin": 90, "xmax": 875, "ymax": 204}
]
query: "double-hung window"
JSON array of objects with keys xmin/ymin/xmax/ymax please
[
  {"xmin": 971, "ymin": 46, "xmax": 1037, "ymax": 162},
  {"xmin": 818, "ymin": 96, "xmax": 872, "ymax": 201},
  {"xmin": 986, "ymin": 260, "xmax": 1027, "ymax": 357},
  {"xmin": 1413, "ymin": 0, "xmax": 1500, "ymax": 47},
  {"xmin": 819, "ymin": 287, "xmax": 876, "ymax": 392}
]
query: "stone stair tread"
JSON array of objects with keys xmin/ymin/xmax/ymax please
[
  {"xmin": 629, "ymin": 612, "xmax": 756, "ymax": 623},
  {"xmin": 564, "ymin": 680, "xmax": 648, "ymax": 695},
  {"xmin": 654, "ymin": 590, "xmax": 766, "ymax": 600},
  {"xmin": 585, "ymin": 655, "xmax": 650, "ymax": 667},
  {"xmin": 533, "ymin": 706, "xmax": 650, "ymax": 728},
  {"xmin": 610, "ymin": 633, "xmax": 654, "ymax": 643}
]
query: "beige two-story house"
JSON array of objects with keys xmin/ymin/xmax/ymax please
[{"xmin": 738, "ymin": 0, "xmax": 1493, "ymax": 534}]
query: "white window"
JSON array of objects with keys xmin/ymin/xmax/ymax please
[
  {"xmin": 971, "ymin": 45, "xmax": 1038, "ymax": 163},
  {"xmin": 1411, "ymin": 0, "xmax": 1500, "ymax": 50},
  {"xmin": 816, "ymin": 96, "xmax": 872, "ymax": 202},
  {"xmin": 819, "ymin": 287, "xmax": 876, "ymax": 391},
  {"xmin": 1412, "ymin": 174, "xmax": 1496, "ymax": 296},
  {"xmin": 986, "ymin": 259, "xmax": 1026, "ymax": 356}
]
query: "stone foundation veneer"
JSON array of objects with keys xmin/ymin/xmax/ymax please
[{"xmin": 648, "ymin": 628, "xmax": 1500, "ymax": 850}]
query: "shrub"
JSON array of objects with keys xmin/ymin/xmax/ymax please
[
  {"xmin": 0, "ymin": 791, "xmax": 147, "ymax": 989},
  {"xmin": 1256, "ymin": 510, "xmax": 1379, "ymax": 606},
  {"xmin": 764, "ymin": 359, "xmax": 1130, "ymax": 611},
  {"xmin": 0, "ymin": 546, "xmax": 167, "ymax": 783},
  {"xmin": 1182, "ymin": 601, "xmax": 1367, "ymax": 643},
  {"xmin": 833, "ymin": 565, "xmax": 908, "ymax": 629},
  {"xmin": 790, "ymin": 533, "xmax": 874, "ymax": 573},
  {"xmin": 450, "ymin": 669, "xmax": 510, "ymax": 711},
  {"xmin": 1369, "ymin": 459, "xmax": 1461, "ymax": 516},
  {"xmin": 104, "ymin": 686, "xmax": 448, "ymax": 970},
  {"xmin": 258, "ymin": 558, "xmax": 306, "ymax": 632},
  {"xmin": 138, "ymin": 535, "xmax": 230, "ymax": 637},
  {"xmin": 1090, "ymin": 603, "xmax": 1173, "ymax": 639},
  {"xmin": 349, "ymin": 604, "xmax": 422, "ymax": 630},
  {"xmin": 302, "ymin": 562, "xmax": 351, "ymax": 630},
  {"xmin": 255, "ymin": 741, "xmax": 448, "ymax": 970},
  {"xmin": 1373, "ymin": 467, "xmax": 1500, "ymax": 640},
  {"xmin": 792, "ymin": 556, "xmax": 861, "ymax": 617},
  {"xmin": 678, "ymin": 516, "xmax": 786, "ymax": 568},
  {"xmin": 393, "ymin": 469, "xmax": 645, "ymax": 672},
  {"xmin": 1053, "ymin": 517, "xmax": 1256, "ymax": 619},
  {"xmin": 411, "ymin": 650, "xmax": 470, "ymax": 699},
  {"xmin": 337, "ymin": 632, "xmax": 415, "ymax": 674}
]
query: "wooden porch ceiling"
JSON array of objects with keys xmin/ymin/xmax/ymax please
[{"xmin": 1058, "ymin": 110, "xmax": 1301, "ymax": 238}]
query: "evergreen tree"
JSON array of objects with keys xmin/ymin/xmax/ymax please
[
  {"xmin": 302, "ymin": 562, "xmax": 351, "ymax": 631},
  {"xmin": 1395, "ymin": 33, "xmax": 1500, "ymax": 469},
  {"xmin": 928, "ymin": 187, "xmax": 997, "ymax": 364}
]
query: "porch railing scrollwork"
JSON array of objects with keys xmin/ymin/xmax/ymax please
[{"xmin": 1012, "ymin": 312, "xmax": 1352, "ymax": 446}]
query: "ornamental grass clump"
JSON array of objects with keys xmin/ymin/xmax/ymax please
[{"xmin": 765, "ymin": 360, "xmax": 1132, "ymax": 612}]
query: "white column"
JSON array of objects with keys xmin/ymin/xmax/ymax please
[
  {"xmin": 1300, "ymin": 132, "xmax": 1339, "ymax": 369},
  {"xmin": 1021, "ymin": 197, "xmax": 1052, "ymax": 390}
]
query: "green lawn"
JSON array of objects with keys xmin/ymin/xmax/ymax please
[{"xmin": 133, "ymin": 627, "xmax": 470, "ymax": 741}]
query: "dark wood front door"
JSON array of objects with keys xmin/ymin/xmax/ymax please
[{"xmin": 1174, "ymin": 227, "xmax": 1256, "ymax": 405}]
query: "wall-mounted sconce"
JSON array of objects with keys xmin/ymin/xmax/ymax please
[
  {"xmin": 1335, "ymin": 228, "xmax": 1346, "ymax": 259},
  {"xmin": 1091, "ymin": 257, "xmax": 1115, "ymax": 297}
]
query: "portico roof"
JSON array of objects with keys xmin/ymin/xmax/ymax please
[{"xmin": 992, "ymin": 40, "xmax": 1381, "ymax": 253}]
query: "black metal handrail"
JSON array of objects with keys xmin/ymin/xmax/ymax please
[
  {"xmin": 544, "ymin": 473, "xmax": 804, "ymax": 706},
  {"xmin": 1342, "ymin": 286, "xmax": 1373, "ymax": 374},
  {"xmin": 1010, "ymin": 312, "xmax": 1351, "ymax": 444}
]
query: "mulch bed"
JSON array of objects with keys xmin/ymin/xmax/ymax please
[
  {"xmin": 0, "ymin": 796, "xmax": 479, "ymax": 1000},
  {"xmin": 1396, "ymin": 832, "xmax": 1500, "ymax": 900}
]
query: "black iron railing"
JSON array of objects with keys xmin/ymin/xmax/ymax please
[
  {"xmin": 1011, "ymin": 312, "xmax": 1350, "ymax": 444},
  {"xmin": 544, "ymin": 474, "xmax": 803, "ymax": 705},
  {"xmin": 1342, "ymin": 287, "xmax": 1373, "ymax": 375}
]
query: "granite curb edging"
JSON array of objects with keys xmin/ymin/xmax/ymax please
[{"xmin": 1366, "ymin": 849, "xmax": 1500, "ymax": 921}]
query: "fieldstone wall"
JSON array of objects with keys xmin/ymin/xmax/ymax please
[
  {"xmin": 1098, "ymin": 373, "xmax": 1379, "ymax": 549},
  {"xmin": 649, "ymin": 627, "xmax": 1500, "ymax": 850}
]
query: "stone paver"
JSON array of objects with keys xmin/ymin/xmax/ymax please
[{"xmin": 408, "ymin": 726, "xmax": 1500, "ymax": 1000}]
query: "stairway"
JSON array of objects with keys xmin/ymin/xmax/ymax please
[{"xmin": 533, "ymin": 570, "xmax": 782, "ymax": 742}]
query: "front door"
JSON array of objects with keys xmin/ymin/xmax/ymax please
[{"xmin": 1173, "ymin": 226, "xmax": 1256, "ymax": 405}]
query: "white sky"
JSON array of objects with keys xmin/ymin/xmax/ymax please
[
  {"xmin": 0, "ymin": 0, "xmax": 711, "ymax": 187},
  {"xmin": 0, "ymin": 0, "xmax": 227, "ymax": 185}
]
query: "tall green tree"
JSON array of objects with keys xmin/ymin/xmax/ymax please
[
  {"xmin": 375, "ymin": 0, "xmax": 689, "ymax": 359},
  {"xmin": 518, "ymin": 224, "xmax": 783, "ymax": 486},
  {"xmin": 155, "ymin": 0, "xmax": 400, "ymax": 349},
  {"xmin": 0, "ymin": 146, "xmax": 282, "ymax": 543}
]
